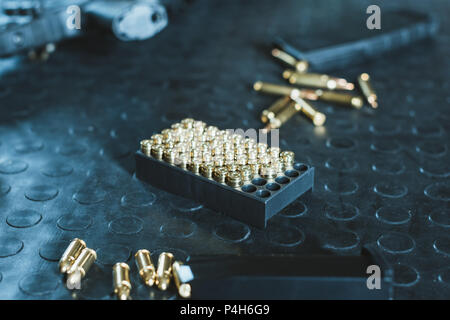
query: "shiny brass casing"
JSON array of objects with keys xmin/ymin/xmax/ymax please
[
  {"xmin": 172, "ymin": 261, "xmax": 192, "ymax": 299},
  {"xmin": 135, "ymin": 249, "xmax": 156, "ymax": 287},
  {"xmin": 66, "ymin": 248, "xmax": 97, "ymax": 288},
  {"xmin": 113, "ymin": 262, "xmax": 132, "ymax": 300},
  {"xmin": 59, "ymin": 238, "xmax": 86, "ymax": 274},
  {"xmin": 283, "ymin": 70, "xmax": 354, "ymax": 91},
  {"xmin": 140, "ymin": 140, "xmax": 152, "ymax": 156},
  {"xmin": 226, "ymin": 171, "xmax": 243, "ymax": 188},
  {"xmin": 292, "ymin": 96, "xmax": 326, "ymax": 126},
  {"xmin": 315, "ymin": 90, "xmax": 364, "ymax": 109},
  {"xmin": 357, "ymin": 73, "xmax": 378, "ymax": 108},
  {"xmin": 260, "ymin": 95, "xmax": 291, "ymax": 124},
  {"xmin": 271, "ymin": 48, "xmax": 309, "ymax": 73},
  {"xmin": 156, "ymin": 252, "xmax": 174, "ymax": 290},
  {"xmin": 266, "ymin": 100, "xmax": 299, "ymax": 129}
]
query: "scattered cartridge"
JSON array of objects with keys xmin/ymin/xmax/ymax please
[
  {"xmin": 271, "ymin": 48, "xmax": 309, "ymax": 73},
  {"xmin": 172, "ymin": 261, "xmax": 193, "ymax": 299},
  {"xmin": 135, "ymin": 249, "xmax": 156, "ymax": 287},
  {"xmin": 357, "ymin": 73, "xmax": 378, "ymax": 108},
  {"xmin": 113, "ymin": 262, "xmax": 132, "ymax": 300},
  {"xmin": 156, "ymin": 252, "xmax": 174, "ymax": 290},
  {"xmin": 66, "ymin": 248, "xmax": 97, "ymax": 289},
  {"xmin": 283, "ymin": 70, "xmax": 354, "ymax": 90},
  {"xmin": 59, "ymin": 238, "xmax": 86, "ymax": 274}
]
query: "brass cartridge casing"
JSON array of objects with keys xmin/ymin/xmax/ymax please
[
  {"xmin": 280, "ymin": 151, "xmax": 295, "ymax": 169},
  {"xmin": 172, "ymin": 261, "xmax": 192, "ymax": 299},
  {"xmin": 260, "ymin": 95, "xmax": 291, "ymax": 124},
  {"xmin": 59, "ymin": 238, "xmax": 86, "ymax": 274},
  {"xmin": 135, "ymin": 249, "xmax": 156, "ymax": 287},
  {"xmin": 113, "ymin": 262, "xmax": 132, "ymax": 300},
  {"xmin": 66, "ymin": 248, "xmax": 97, "ymax": 288},
  {"xmin": 200, "ymin": 163, "xmax": 214, "ymax": 179},
  {"xmin": 283, "ymin": 70, "xmax": 354, "ymax": 91},
  {"xmin": 291, "ymin": 96, "xmax": 326, "ymax": 126},
  {"xmin": 271, "ymin": 48, "xmax": 309, "ymax": 73},
  {"xmin": 315, "ymin": 90, "xmax": 364, "ymax": 109},
  {"xmin": 213, "ymin": 167, "xmax": 228, "ymax": 184},
  {"xmin": 156, "ymin": 252, "xmax": 174, "ymax": 291},
  {"xmin": 226, "ymin": 171, "xmax": 243, "ymax": 188},
  {"xmin": 140, "ymin": 140, "xmax": 152, "ymax": 156},
  {"xmin": 266, "ymin": 100, "xmax": 299, "ymax": 129},
  {"xmin": 357, "ymin": 73, "xmax": 378, "ymax": 108}
]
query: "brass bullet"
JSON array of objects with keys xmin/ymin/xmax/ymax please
[
  {"xmin": 213, "ymin": 167, "xmax": 228, "ymax": 184},
  {"xmin": 271, "ymin": 48, "xmax": 309, "ymax": 73},
  {"xmin": 259, "ymin": 164, "xmax": 277, "ymax": 179},
  {"xmin": 260, "ymin": 95, "xmax": 291, "ymax": 124},
  {"xmin": 59, "ymin": 238, "xmax": 86, "ymax": 274},
  {"xmin": 172, "ymin": 261, "xmax": 192, "ymax": 299},
  {"xmin": 113, "ymin": 262, "xmax": 132, "ymax": 300},
  {"xmin": 226, "ymin": 171, "xmax": 243, "ymax": 188},
  {"xmin": 200, "ymin": 163, "xmax": 214, "ymax": 179},
  {"xmin": 254, "ymin": 81, "xmax": 300, "ymax": 97},
  {"xmin": 140, "ymin": 140, "xmax": 152, "ymax": 156},
  {"xmin": 280, "ymin": 151, "xmax": 295, "ymax": 169},
  {"xmin": 151, "ymin": 145, "xmax": 164, "ymax": 160},
  {"xmin": 292, "ymin": 96, "xmax": 326, "ymax": 126},
  {"xmin": 135, "ymin": 249, "xmax": 156, "ymax": 287},
  {"xmin": 315, "ymin": 90, "xmax": 364, "ymax": 109},
  {"xmin": 156, "ymin": 252, "xmax": 174, "ymax": 291},
  {"xmin": 265, "ymin": 100, "xmax": 299, "ymax": 130},
  {"xmin": 357, "ymin": 73, "xmax": 378, "ymax": 108},
  {"xmin": 283, "ymin": 70, "xmax": 354, "ymax": 91},
  {"xmin": 66, "ymin": 248, "xmax": 97, "ymax": 289}
]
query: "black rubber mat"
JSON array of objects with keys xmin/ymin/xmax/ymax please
[{"xmin": 0, "ymin": 0, "xmax": 448, "ymax": 299}]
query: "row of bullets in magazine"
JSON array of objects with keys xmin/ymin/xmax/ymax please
[
  {"xmin": 140, "ymin": 118, "xmax": 297, "ymax": 187},
  {"xmin": 59, "ymin": 238, "xmax": 192, "ymax": 300},
  {"xmin": 254, "ymin": 48, "xmax": 378, "ymax": 129}
]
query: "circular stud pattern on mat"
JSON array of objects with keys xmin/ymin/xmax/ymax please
[
  {"xmin": 56, "ymin": 143, "xmax": 87, "ymax": 156},
  {"xmin": 25, "ymin": 185, "xmax": 58, "ymax": 201},
  {"xmin": 0, "ymin": 182, "xmax": 11, "ymax": 196},
  {"xmin": 428, "ymin": 210, "xmax": 450, "ymax": 228},
  {"xmin": 57, "ymin": 214, "xmax": 93, "ymax": 231},
  {"xmin": 324, "ymin": 179, "xmax": 358, "ymax": 196},
  {"xmin": 325, "ymin": 157, "xmax": 358, "ymax": 172},
  {"xmin": 326, "ymin": 137, "xmax": 357, "ymax": 150},
  {"xmin": 109, "ymin": 216, "xmax": 144, "ymax": 235},
  {"xmin": 168, "ymin": 195, "xmax": 203, "ymax": 212},
  {"xmin": 279, "ymin": 201, "xmax": 307, "ymax": 218},
  {"xmin": 96, "ymin": 244, "xmax": 131, "ymax": 265},
  {"xmin": 392, "ymin": 264, "xmax": 420, "ymax": 287},
  {"xmin": 375, "ymin": 207, "xmax": 412, "ymax": 225},
  {"xmin": 39, "ymin": 240, "xmax": 70, "ymax": 261},
  {"xmin": 323, "ymin": 231, "xmax": 360, "ymax": 251},
  {"xmin": 14, "ymin": 140, "xmax": 44, "ymax": 153},
  {"xmin": 6, "ymin": 209, "xmax": 42, "ymax": 228},
  {"xmin": 73, "ymin": 187, "xmax": 107, "ymax": 204},
  {"xmin": 325, "ymin": 203, "xmax": 359, "ymax": 221},
  {"xmin": 121, "ymin": 191, "xmax": 156, "ymax": 208},
  {"xmin": 160, "ymin": 219, "xmax": 197, "ymax": 239},
  {"xmin": 266, "ymin": 225, "xmax": 305, "ymax": 247},
  {"xmin": 41, "ymin": 161, "xmax": 73, "ymax": 177},
  {"xmin": 0, "ymin": 237, "xmax": 24, "ymax": 257},
  {"xmin": 213, "ymin": 221, "xmax": 251, "ymax": 243},
  {"xmin": 373, "ymin": 182, "xmax": 408, "ymax": 198},
  {"xmin": 433, "ymin": 238, "xmax": 450, "ymax": 257},
  {"xmin": 19, "ymin": 273, "xmax": 59, "ymax": 296},
  {"xmin": 0, "ymin": 159, "xmax": 28, "ymax": 174},
  {"xmin": 424, "ymin": 182, "xmax": 450, "ymax": 201},
  {"xmin": 377, "ymin": 232, "xmax": 415, "ymax": 254}
]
